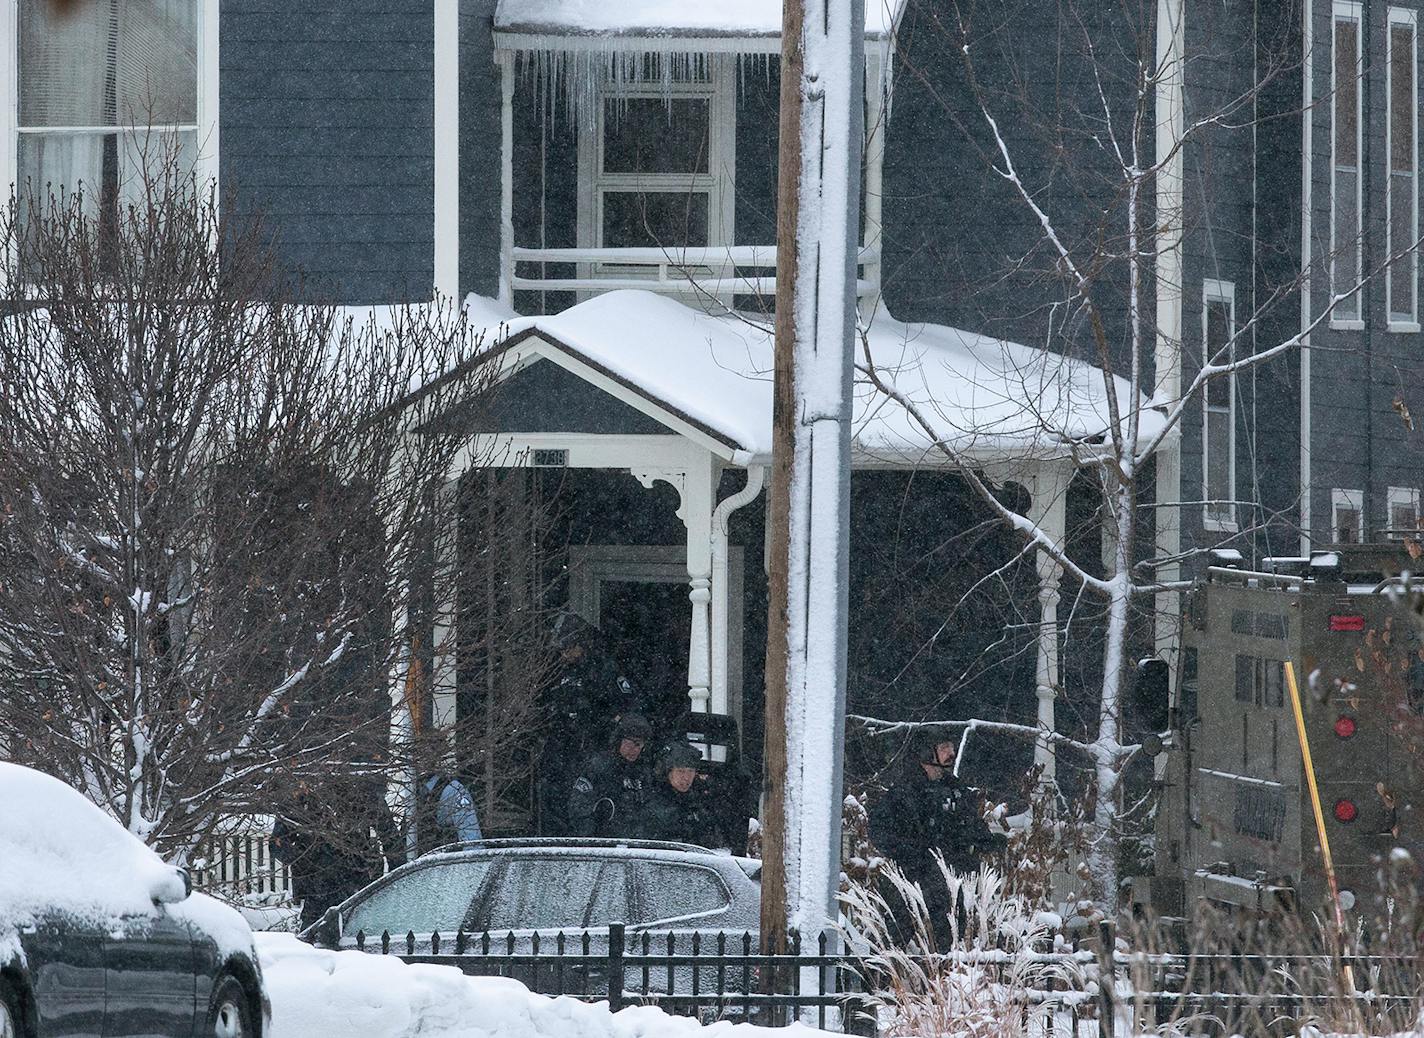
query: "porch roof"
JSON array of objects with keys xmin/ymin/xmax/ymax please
[
  {"xmin": 456, "ymin": 290, "xmax": 1164, "ymax": 468},
  {"xmin": 493, "ymin": 0, "xmax": 902, "ymax": 50}
]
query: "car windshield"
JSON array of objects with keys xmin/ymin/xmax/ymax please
[
  {"xmin": 345, "ymin": 859, "xmax": 491, "ymax": 938},
  {"xmin": 482, "ymin": 857, "xmax": 628, "ymax": 931},
  {"xmin": 632, "ymin": 861, "xmax": 730, "ymax": 925}
]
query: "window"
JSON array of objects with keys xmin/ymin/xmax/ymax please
[
  {"xmin": 344, "ymin": 860, "xmax": 492, "ymax": 938},
  {"xmin": 1389, "ymin": 9, "xmax": 1419, "ymax": 327},
  {"xmin": 481, "ymin": 858, "xmax": 630, "ymax": 931},
  {"xmin": 9, "ymin": 0, "xmax": 211, "ymax": 239},
  {"xmin": 1333, "ymin": 2, "xmax": 1364, "ymax": 324},
  {"xmin": 1235, "ymin": 656, "xmax": 1285, "ymax": 708},
  {"xmin": 577, "ymin": 55, "xmax": 735, "ymax": 261},
  {"xmin": 1388, "ymin": 486, "xmax": 1421, "ymax": 537},
  {"xmin": 1333, "ymin": 488, "xmax": 1365, "ymax": 543},
  {"xmin": 1202, "ymin": 281, "xmax": 1236, "ymax": 529},
  {"xmin": 633, "ymin": 863, "xmax": 731, "ymax": 925}
]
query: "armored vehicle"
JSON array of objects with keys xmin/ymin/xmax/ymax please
[{"xmin": 1134, "ymin": 545, "xmax": 1424, "ymax": 923}]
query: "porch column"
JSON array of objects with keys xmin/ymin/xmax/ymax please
[
  {"xmin": 1028, "ymin": 461, "xmax": 1073, "ymax": 786},
  {"xmin": 632, "ymin": 450, "xmax": 719, "ymax": 713},
  {"xmin": 683, "ymin": 454, "xmax": 717, "ymax": 714}
]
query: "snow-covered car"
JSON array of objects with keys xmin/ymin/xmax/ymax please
[
  {"xmin": 0, "ymin": 762, "xmax": 270, "ymax": 1038},
  {"xmin": 304, "ymin": 838, "xmax": 761, "ymax": 994}
]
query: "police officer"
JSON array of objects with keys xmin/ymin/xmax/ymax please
[
  {"xmin": 568, "ymin": 713, "xmax": 654, "ymax": 837},
  {"xmin": 641, "ymin": 741, "xmax": 716, "ymax": 845},
  {"xmin": 870, "ymin": 734, "xmax": 1004, "ymax": 943}
]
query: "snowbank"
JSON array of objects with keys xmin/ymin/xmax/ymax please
[
  {"xmin": 257, "ymin": 933, "xmax": 835, "ymax": 1038},
  {"xmin": 0, "ymin": 762, "xmax": 187, "ymax": 947}
]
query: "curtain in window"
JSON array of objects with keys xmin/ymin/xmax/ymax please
[{"xmin": 19, "ymin": 0, "xmax": 198, "ymax": 129}]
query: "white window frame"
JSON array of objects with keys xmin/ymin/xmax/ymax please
[
  {"xmin": 1387, "ymin": 486, "xmax": 1421, "ymax": 537},
  {"xmin": 1332, "ymin": 0, "xmax": 1365, "ymax": 329},
  {"xmin": 1332, "ymin": 488, "xmax": 1366, "ymax": 544},
  {"xmin": 1202, "ymin": 279, "xmax": 1238, "ymax": 532},
  {"xmin": 0, "ymin": 0, "xmax": 219, "ymax": 227},
  {"xmin": 575, "ymin": 55, "xmax": 737, "ymax": 261},
  {"xmin": 1388, "ymin": 7, "xmax": 1420, "ymax": 330}
]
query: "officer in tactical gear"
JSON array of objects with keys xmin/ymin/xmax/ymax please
[
  {"xmin": 870, "ymin": 734, "xmax": 1005, "ymax": 944},
  {"xmin": 568, "ymin": 712, "xmax": 654, "ymax": 837},
  {"xmin": 640, "ymin": 741, "xmax": 717, "ymax": 845}
]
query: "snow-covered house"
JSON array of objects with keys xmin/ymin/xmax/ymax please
[{"xmin": 5, "ymin": 0, "xmax": 1423, "ymax": 827}]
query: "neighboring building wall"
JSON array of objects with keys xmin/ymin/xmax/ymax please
[
  {"xmin": 1178, "ymin": 0, "xmax": 1292, "ymax": 565},
  {"xmin": 880, "ymin": 0, "xmax": 1141, "ymax": 374},
  {"xmin": 221, "ymin": 1, "xmax": 435, "ymax": 303},
  {"xmin": 1252, "ymin": 0, "xmax": 1309, "ymax": 558},
  {"xmin": 1305, "ymin": 0, "xmax": 1424, "ymax": 543}
]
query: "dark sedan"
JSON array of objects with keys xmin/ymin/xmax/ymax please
[{"xmin": 0, "ymin": 763, "xmax": 270, "ymax": 1038}]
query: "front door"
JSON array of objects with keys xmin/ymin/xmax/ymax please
[{"xmin": 102, "ymin": 908, "xmax": 196, "ymax": 1038}]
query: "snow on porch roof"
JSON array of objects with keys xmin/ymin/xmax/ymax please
[
  {"xmin": 493, "ymin": 0, "xmax": 902, "ymax": 47},
  {"xmin": 461, "ymin": 290, "xmax": 1165, "ymax": 467}
]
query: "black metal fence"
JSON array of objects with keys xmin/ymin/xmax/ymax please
[{"xmin": 334, "ymin": 919, "xmax": 1424, "ymax": 1036}]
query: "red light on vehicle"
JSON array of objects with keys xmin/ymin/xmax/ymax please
[
  {"xmin": 1330, "ymin": 614, "xmax": 1366, "ymax": 632},
  {"xmin": 1334, "ymin": 799, "xmax": 1358, "ymax": 823},
  {"xmin": 1334, "ymin": 716, "xmax": 1357, "ymax": 739}
]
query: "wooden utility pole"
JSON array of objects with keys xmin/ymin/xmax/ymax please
[{"xmin": 760, "ymin": 0, "xmax": 866, "ymax": 956}]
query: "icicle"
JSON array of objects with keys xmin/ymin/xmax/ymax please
[{"xmin": 514, "ymin": 44, "xmax": 720, "ymax": 131}]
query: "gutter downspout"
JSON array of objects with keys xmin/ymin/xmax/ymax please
[{"xmin": 710, "ymin": 465, "xmax": 766, "ymax": 758}]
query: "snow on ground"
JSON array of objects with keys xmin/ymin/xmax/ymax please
[{"xmin": 257, "ymin": 932, "xmax": 835, "ymax": 1038}]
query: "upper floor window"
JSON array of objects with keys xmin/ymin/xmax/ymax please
[
  {"xmin": 1388, "ymin": 486, "xmax": 1420, "ymax": 537},
  {"xmin": 1389, "ymin": 8, "xmax": 1419, "ymax": 328},
  {"xmin": 577, "ymin": 55, "xmax": 735, "ymax": 257},
  {"xmin": 16, "ymin": 0, "xmax": 199, "ymax": 230},
  {"xmin": 1333, "ymin": 488, "xmax": 1364, "ymax": 543},
  {"xmin": 1202, "ymin": 280, "xmax": 1236, "ymax": 531},
  {"xmin": 1333, "ymin": 1, "xmax": 1364, "ymax": 324}
]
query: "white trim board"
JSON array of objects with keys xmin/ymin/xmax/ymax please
[{"xmin": 434, "ymin": 0, "xmax": 459, "ymax": 300}]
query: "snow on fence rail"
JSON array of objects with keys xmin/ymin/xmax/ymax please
[{"xmin": 310, "ymin": 918, "xmax": 1424, "ymax": 1036}]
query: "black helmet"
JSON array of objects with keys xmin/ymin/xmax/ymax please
[
  {"xmin": 658, "ymin": 741, "xmax": 705, "ymax": 775},
  {"xmin": 616, "ymin": 713, "xmax": 652, "ymax": 740}
]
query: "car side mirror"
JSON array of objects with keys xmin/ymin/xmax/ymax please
[{"xmin": 152, "ymin": 867, "xmax": 192, "ymax": 906}]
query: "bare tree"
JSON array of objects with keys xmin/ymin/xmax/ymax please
[
  {"xmin": 0, "ymin": 147, "xmax": 499, "ymax": 860},
  {"xmin": 854, "ymin": 0, "xmax": 1416, "ymax": 909}
]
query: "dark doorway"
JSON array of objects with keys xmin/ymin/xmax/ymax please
[{"xmin": 596, "ymin": 579, "xmax": 690, "ymax": 737}]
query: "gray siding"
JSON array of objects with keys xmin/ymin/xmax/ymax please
[
  {"xmin": 460, "ymin": 0, "xmax": 502, "ymax": 300},
  {"xmin": 1304, "ymin": 0, "xmax": 1424, "ymax": 542},
  {"xmin": 1178, "ymin": 0, "xmax": 1300, "ymax": 562},
  {"xmin": 880, "ymin": 0, "xmax": 1142, "ymax": 375},
  {"xmin": 220, "ymin": 1, "xmax": 435, "ymax": 303}
]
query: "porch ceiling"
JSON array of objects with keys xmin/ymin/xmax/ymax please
[
  {"xmin": 493, "ymin": 0, "xmax": 903, "ymax": 50},
  {"xmin": 436, "ymin": 290, "xmax": 1165, "ymax": 470}
]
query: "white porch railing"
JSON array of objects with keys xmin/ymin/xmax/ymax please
[
  {"xmin": 192, "ymin": 818, "xmax": 294, "ymax": 904},
  {"xmin": 509, "ymin": 244, "xmax": 881, "ymax": 303}
]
